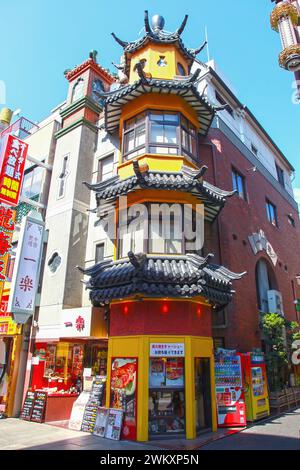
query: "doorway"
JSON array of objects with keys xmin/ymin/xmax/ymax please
[{"xmin": 195, "ymin": 358, "xmax": 212, "ymax": 434}]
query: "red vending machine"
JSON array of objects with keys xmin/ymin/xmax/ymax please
[
  {"xmin": 241, "ymin": 352, "xmax": 270, "ymax": 422},
  {"xmin": 214, "ymin": 349, "xmax": 246, "ymax": 427}
]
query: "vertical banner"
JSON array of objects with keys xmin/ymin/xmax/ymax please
[
  {"xmin": 0, "ymin": 206, "xmax": 16, "ymax": 301},
  {"xmin": 8, "ymin": 212, "xmax": 44, "ymax": 324},
  {"xmin": 0, "ymin": 134, "xmax": 28, "ymax": 207}
]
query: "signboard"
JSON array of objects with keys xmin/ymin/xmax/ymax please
[
  {"xmin": 110, "ymin": 358, "xmax": 137, "ymax": 440},
  {"xmin": 8, "ymin": 212, "xmax": 44, "ymax": 324},
  {"xmin": 69, "ymin": 391, "xmax": 90, "ymax": 431},
  {"xmin": 105, "ymin": 408, "xmax": 123, "ymax": 441},
  {"xmin": 20, "ymin": 390, "xmax": 35, "ymax": 421},
  {"xmin": 0, "ymin": 207, "xmax": 16, "ymax": 301},
  {"xmin": 150, "ymin": 343, "xmax": 185, "ymax": 357},
  {"xmin": 81, "ymin": 377, "xmax": 106, "ymax": 433},
  {"xmin": 93, "ymin": 407, "xmax": 109, "ymax": 438},
  {"xmin": 60, "ymin": 307, "xmax": 93, "ymax": 338},
  {"xmin": 30, "ymin": 391, "xmax": 47, "ymax": 423},
  {"xmin": 292, "ymin": 340, "xmax": 300, "ymax": 366},
  {"xmin": 248, "ymin": 230, "xmax": 278, "ymax": 266},
  {"xmin": 0, "ymin": 134, "xmax": 28, "ymax": 207}
]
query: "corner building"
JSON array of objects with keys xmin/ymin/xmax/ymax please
[{"xmin": 82, "ymin": 13, "xmax": 244, "ymax": 441}]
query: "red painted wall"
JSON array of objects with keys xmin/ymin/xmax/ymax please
[
  {"xmin": 110, "ymin": 300, "xmax": 212, "ymax": 337},
  {"xmin": 200, "ymin": 128, "xmax": 300, "ymax": 351}
]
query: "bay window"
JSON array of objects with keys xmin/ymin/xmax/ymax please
[
  {"xmin": 117, "ymin": 203, "xmax": 202, "ymax": 258},
  {"xmin": 122, "ymin": 111, "xmax": 198, "ymax": 162}
]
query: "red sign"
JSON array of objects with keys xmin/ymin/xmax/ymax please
[
  {"xmin": 0, "ymin": 134, "xmax": 28, "ymax": 206},
  {"xmin": 75, "ymin": 315, "xmax": 85, "ymax": 332},
  {"xmin": 0, "ymin": 294, "xmax": 10, "ymax": 318},
  {"xmin": 0, "ymin": 207, "xmax": 15, "ymax": 285}
]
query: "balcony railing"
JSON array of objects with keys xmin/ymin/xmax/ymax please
[{"xmin": 0, "ymin": 117, "xmax": 39, "ymax": 140}]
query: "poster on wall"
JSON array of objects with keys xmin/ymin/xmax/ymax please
[
  {"xmin": 8, "ymin": 212, "xmax": 44, "ymax": 324},
  {"xmin": 105, "ymin": 408, "xmax": 124, "ymax": 441},
  {"xmin": 110, "ymin": 358, "xmax": 137, "ymax": 440},
  {"xmin": 166, "ymin": 358, "xmax": 184, "ymax": 388},
  {"xmin": 149, "ymin": 358, "xmax": 165, "ymax": 388}
]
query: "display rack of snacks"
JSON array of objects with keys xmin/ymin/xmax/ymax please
[{"xmin": 44, "ymin": 344, "xmax": 56, "ymax": 378}]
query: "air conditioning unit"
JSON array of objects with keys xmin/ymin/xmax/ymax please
[{"xmin": 267, "ymin": 290, "xmax": 284, "ymax": 316}]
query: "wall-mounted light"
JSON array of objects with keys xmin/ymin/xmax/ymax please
[
  {"xmin": 162, "ymin": 304, "xmax": 169, "ymax": 315},
  {"xmin": 123, "ymin": 305, "xmax": 129, "ymax": 315}
]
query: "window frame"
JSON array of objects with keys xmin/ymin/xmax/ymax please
[
  {"xmin": 97, "ymin": 153, "xmax": 114, "ymax": 182},
  {"xmin": 95, "ymin": 242, "xmax": 105, "ymax": 263},
  {"xmin": 275, "ymin": 163, "xmax": 285, "ymax": 188},
  {"xmin": 117, "ymin": 202, "xmax": 200, "ymax": 259},
  {"xmin": 122, "ymin": 110, "xmax": 199, "ymax": 163},
  {"xmin": 57, "ymin": 154, "xmax": 69, "ymax": 200},
  {"xmin": 266, "ymin": 198, "xmax": 279, "ymax": 227},
  {"xmin": 232, "ymin": 167, "xmax": 247, "ymax": 201}
]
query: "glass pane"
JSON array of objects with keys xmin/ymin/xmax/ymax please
[
  {"xmin": 232, "ymin": 172, "xmax": 237, "ymax": 192},
  {"xmin": 164, "ymin": 125, "xmax": 177, "ymax": 144},
  {"xmin": 124, "ymin": 130, "xmax": 135, "ymax": 153},
  {"xmin": 136, "ymin": 124, "xmax": 146, "ymax": 147},
  {"xmin": 150, "ymin": 113, "xmax": 164, "ymax": 122},
  {"xmin": 181, "ymin": 116, "xmax": 188, "ymax": 128},
  {"xmin": 151, "ymin": 124, "xmax": 164, "ymax": 143},
  {"xmin": 164, "ymin": 113, "xmax": 179, "ymax": 124},
  {"xmin": 181, "ymin": 128, "xmax": 189, "ymax": 150},
  {"xmin": 237, "ymin": 175, "xmax": 244, "ymax": 197}
]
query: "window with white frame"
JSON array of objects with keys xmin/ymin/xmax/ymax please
[
  {"xmin": 22, "ymin": 165, "xmax": 44, "ymax": 199},
  {"xmin": 97, "ymin": 154, "xmax": 114, "ymax": 182}
]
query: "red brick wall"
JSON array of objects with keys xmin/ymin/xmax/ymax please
[{"xmin": 200, "ymin": 128, "xmax": 300, "ymax": 352}]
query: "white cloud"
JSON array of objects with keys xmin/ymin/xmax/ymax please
[{"xmin": 294, "ymin": 188, "xmax": 300, "ymax": 206}]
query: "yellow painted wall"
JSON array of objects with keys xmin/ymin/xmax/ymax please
[
  {"xmin": 106, "ymin": 335, "xmax": 216, "ymax": 441},
  {"xmin": 129, "ymin": 44, "xmax": 190, "ymax": 83}
]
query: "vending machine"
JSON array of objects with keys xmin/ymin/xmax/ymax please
[
  {"xmin": 214, "ymin": 349, "xmax": 246, "ymax": 427},
  {"xmin": 241, "ymin": 352, "xmax": 270, "ymax": 422}
]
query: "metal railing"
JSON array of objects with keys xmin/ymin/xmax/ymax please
[{"xmin": 0, "ymin": 117, "xmax": 39, "ymax": 140}]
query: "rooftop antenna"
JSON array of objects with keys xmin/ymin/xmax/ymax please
[{"xmin": 205, "ymin": 26, "xmax": 210, "ymax": 62}]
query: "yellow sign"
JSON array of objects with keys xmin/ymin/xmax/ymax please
[{"xmin": 0, "ymin": 316, "xmax": 22, "ymax": 335}]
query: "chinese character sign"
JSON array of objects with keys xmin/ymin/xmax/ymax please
[
  {"xmin": 0, "ymin": 207, "xmax": 15, "ymax": 305},
  {"xmin": 150, "ymin": 343, "xmax": 185, "ymax": 357},
  {"xmin": 8, "ymin": 213, "xmax": 44, "ymax": 318},
  {"xmin": 0, "ymin": 134, "xmax": 28, "ymax": 206}
]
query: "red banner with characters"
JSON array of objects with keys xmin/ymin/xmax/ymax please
[
  {"xmin": 0, "ymin": 134, "xmax": 28, "ymax": 207},
  {"xmin": 0, "ymin": 207, "xmax": 15, "ymax": 302},
  {"xmin": 110, "ymin": 358, "xmax": 138, "ymax": 441}
]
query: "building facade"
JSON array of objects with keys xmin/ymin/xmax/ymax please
[{"xmin": 1, "ymin": 10, "xmax": 299, "ymax": 439}]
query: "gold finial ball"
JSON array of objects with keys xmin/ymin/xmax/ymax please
[
  {"xmin": 0, "ymin": 108, "xmax": 13, "ymax": 125},
  {"xmin": 152, "ymin": 15, "xmax": 165, "ymax": 32}
]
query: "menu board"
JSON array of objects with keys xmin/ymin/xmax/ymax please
[
  {"xmin": 69, "ymin": 391, "xmax": 90, "ymax": 430},
  {"xmin": 110, "ymin": 358, "xmax": 137, "ymax": 440},
  {"xmin": 93, "ymin": 407, "xmax": 109, "ymax": 438},
  {"xmin": 30, "ymin": 391, "xmax": 47, "ymax": 423},
  {"xmin": 105, "ymin": 408, "xmax": 123, "ymax": 441},
  {"xmin": 81, "ymin": 378, "xmax": 106, "ymax": 433},
  {"xmin": 149, "ymin": 358, "xmax": 184, "ymax": 388},
  {"xmin": 20, "ymin": 391, "xmax": 35, "ymax": 421}
]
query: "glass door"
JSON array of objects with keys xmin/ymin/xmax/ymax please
[
  {"xmin": 148, "ymin": 357, "xmax": 185, "ymax": 438},
  {"xmin": 195, "ymin": 358, "xmax": 212, "ymax": 434}
]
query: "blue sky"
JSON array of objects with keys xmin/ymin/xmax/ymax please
[{"xmin": 1, "ymin": 0, "xmax": 299, "ymax": 195}]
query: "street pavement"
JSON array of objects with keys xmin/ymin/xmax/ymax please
[
  {"xmin": 201, "ymin": 408, "xmax": 300, "ymax": 450},
  {"xmin": 0, "ymin": 408, "xmax": 299, "ymax": 450}
]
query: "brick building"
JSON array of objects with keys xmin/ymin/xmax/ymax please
[{"xmin": 195, "ymin": 62, "xmax": 300, "ymax": 351}]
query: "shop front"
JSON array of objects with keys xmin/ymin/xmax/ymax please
[
  {"xmin": 0, "ymin": 300, "xmax": 23, "ymax": 417},
  {"xmin": 29, "ymin": 306, "xmax": 108, "ymax": 422},
  {"xmin": 107, "ymin": 334, "xmax": 217, "ymax": 442}
]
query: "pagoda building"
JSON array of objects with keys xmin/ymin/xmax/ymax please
[{"xmin": 81, "ymin": 12, "xmax": 245, "ymax": 441}]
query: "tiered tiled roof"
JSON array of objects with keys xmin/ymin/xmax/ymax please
[
  {"xmin": 84, "ymin": 163, "xmax": 236, "ymax": 222},
  {"xmin": 79, "ymin": 253, "xmax": 246, "ymax": 307}
]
